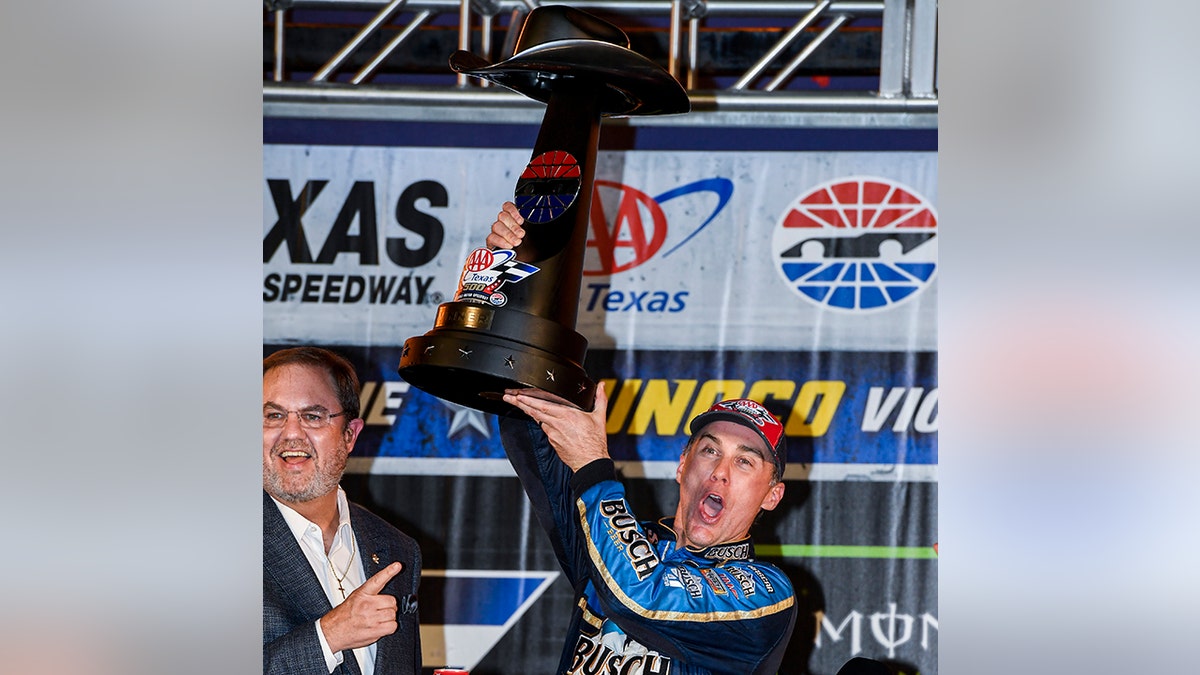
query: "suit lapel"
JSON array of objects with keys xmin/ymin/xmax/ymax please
[
  {"xmin": 266, "ymin": 493, "xmax": 389, "ymax": 675},
  {"xmin": 350, "ymin": 504, "xmax": 405, "ymax": 673},
  {"xmin": 263, "ymin": 491, "xmax": 334, "ymax": 622},
  {"xmin": 340, "ymin": 656, "xmax": 364, "ymax": 675},
  {"xmin": 352, "ymin": 503, "xmax": 404, "ymax": 585}
]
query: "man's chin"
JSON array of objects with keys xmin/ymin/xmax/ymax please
[
  {"xmin": 265, "ymin": 474, "xmax": 325, "ymax": 504},
  {"xmin": 680, "ymin": 524, "xmax": 720, "ymax": 550}
]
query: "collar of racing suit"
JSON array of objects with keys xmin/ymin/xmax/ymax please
[{"xmin": 643, "ymin": 517, "xmax": 757, "ymax": 562}]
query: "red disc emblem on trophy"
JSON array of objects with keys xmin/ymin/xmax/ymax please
[{"xmin": 514, "ymin": 150, "xmax": 582, "ymax": 224}]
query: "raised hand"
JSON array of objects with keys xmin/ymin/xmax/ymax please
[
  {"xmin": 320, "ymin": 561, "xmax": 404, "ymax": 653},
  {"xmin": 486, "ymin": 201, "xmax": 526, "ymax": 250},
  {"xmin": 504, "ymin": 382, "xmax": 611, "ymax": 472}
]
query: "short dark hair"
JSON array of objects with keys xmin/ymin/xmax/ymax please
[{"xmin": 263, "ymin": 347, "xmax": 361, "ymax": 422}]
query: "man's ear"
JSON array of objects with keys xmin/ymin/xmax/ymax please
[
  {"xmin": 675, "ymin": 446, "xmax": 690, "ymax": 485},
  {"xmin": 759, "ymin": 481, "xmax": 785, "ymax": 512},
  {"xmin": 344, "ymin": 418, "xmax": 365, "ymax": 453}
]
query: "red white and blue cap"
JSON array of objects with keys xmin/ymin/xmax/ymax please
[{"xmin": 688, "ymin": 399, "xmax": 786, "ymax": 474}]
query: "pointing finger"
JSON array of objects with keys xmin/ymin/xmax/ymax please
[{"xmin": 357, "ymin": 561, "xmax": 403, "ymax": 595}]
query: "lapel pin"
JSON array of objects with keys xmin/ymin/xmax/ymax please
[{"xmin": 372, "ymin": 553, "xmax": 380, "ymax": 565}]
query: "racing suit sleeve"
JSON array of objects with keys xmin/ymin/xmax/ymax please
[
  {"xmin": 569, "ymin": 458, "xmax": 798, "ymax": 675},
  {"xmin": 498, "ymin": 415, "xmax": 590, "ymax": 587}
]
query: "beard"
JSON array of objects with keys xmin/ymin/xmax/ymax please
[{"xmin": 263, "ymin": 438, "xmax": 347, "ymax": 503}]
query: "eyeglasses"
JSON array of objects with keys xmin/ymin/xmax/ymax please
[{"xmin": 263, "ymin": 408, "xmax": 347, "ymax": 429}]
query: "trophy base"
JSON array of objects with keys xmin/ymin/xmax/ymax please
[{"xmin": 397, "ymin": 302, "xmax": 596, "ymax": 416}]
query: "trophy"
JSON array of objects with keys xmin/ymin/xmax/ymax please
[{"xmin": 397, "ymin": 5, "xmax": 689, "ymax": 416}]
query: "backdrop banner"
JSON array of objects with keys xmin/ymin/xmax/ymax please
[{"xmin": 265, "ymin": 120, "xmax": 937, "ymax": 675}]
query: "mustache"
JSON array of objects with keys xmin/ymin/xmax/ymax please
[{"xmin": 272, "ymin": 439, "xmax": 315, "ymax": 456}]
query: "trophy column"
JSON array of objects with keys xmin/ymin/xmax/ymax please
[
  {"xmin": 396, "ymin": 4, "xmax": 689, "ymax": 417},
  {"xmin": 397, "ymin": 82, "xmax": 602, "ymax": 416}
]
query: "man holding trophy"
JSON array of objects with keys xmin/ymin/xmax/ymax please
[
  {"xmin": 399, "ymin": 6, "xmax": 798, "ymax": 673},
  {"xmin": 490, "ymin": 202, "xmax": 797, "ymax": 675}
]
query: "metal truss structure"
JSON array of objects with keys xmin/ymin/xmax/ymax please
[{"xmin": 263, "ymin": 0, "xmax": 937, "ymax": 128}]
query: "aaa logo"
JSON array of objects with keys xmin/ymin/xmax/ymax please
[
  {"xmin": 585, "ymin": 177, "xmax": 733, "ymax": 275},
  {"xmin": 453, "ymin": 248, "xmax": 539, "ymax": 307}
]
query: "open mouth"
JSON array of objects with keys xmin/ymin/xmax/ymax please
[
  {"xmin": 279, "ymin": 450, "xmax": 312, "ymax": 465},
  {"xmin": 699, "ymin": 493, "xmax": 724, "ymax": 522}
]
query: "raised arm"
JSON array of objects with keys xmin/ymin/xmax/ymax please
[
  {"xmin": 505, "ymin": 387, "xmax": 796, "ymax": 672},
  {"xmin": 496, "ymin": 383, "xmax": 611, "ymax": 587}
]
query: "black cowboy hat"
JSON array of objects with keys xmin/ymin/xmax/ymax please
[{"xmin": 448, "ymin": 4, "xmax": 690, "ymax": 117}]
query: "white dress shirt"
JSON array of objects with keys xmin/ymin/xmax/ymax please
[{"xmin": 271, "ymin": 489, "xmax": 376, "ymax": 675}]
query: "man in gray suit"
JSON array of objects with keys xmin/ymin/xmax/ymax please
[{"xmin": 263, "ymin": 347, "xmax": 421, "ymax": 674}]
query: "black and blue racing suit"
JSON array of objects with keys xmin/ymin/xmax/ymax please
[{"xmin": 500, "ymin": 417, "xmax": 797, "ymax": 675}]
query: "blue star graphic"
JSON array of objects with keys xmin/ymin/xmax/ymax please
[{"xmin": 441, "ymin": 400, "xmax": 492, "ymax": 439}]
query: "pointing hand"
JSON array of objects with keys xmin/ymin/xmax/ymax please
[{"xmin": 320, "ymin": 562, "xmax": 404, "ymax": 653}]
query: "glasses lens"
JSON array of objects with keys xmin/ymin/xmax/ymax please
[
  {"xmin": 264, "ymin": 410, "xmax": 337, "ymax": 429},
  {"xmin": 300, "ymin": 412, "xmax": 326, "ymax": 428}
]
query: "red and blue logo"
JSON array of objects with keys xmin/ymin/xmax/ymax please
[
  {"xmin": 514, "ymin": 150, "xmax": 582, "ymax": 224},
  {"xmin": 772, "ymin": 176, "xmax": 938, "ymax": 312},
  {"xmin": 584, "ymin": 177, "xmax": 733, "ymax": 275}
]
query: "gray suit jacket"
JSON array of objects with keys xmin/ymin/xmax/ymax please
[{"xmin": 263, "ymin": 490, "xmax": 422, "ymax": 675}]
